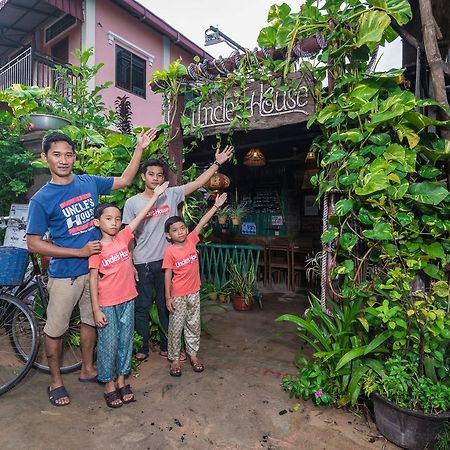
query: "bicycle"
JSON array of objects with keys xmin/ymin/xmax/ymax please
[
  {"xmin": 0, "ymin": 248, "xmax": 39, "ymax": 395},
  {"xmin": 0, "ymin": 217, "xmax": 83, "ymax": 374}
]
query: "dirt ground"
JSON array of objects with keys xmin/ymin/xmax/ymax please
[{"xmin": 0, "ymin": 290, "xmax": 399, "ymax": 450}]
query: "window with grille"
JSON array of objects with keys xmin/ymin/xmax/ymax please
[
  {"xmin": 116, "ymin": 45, "xmax": 146, "ymax": 99},
  {"xmin": 45, "ymin": 15, "xmax": 76, "ymax": 43}
]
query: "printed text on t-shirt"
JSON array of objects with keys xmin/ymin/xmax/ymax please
[
  {"xmin": 102, "ymin": 249, "xmax": 130, "ymax": 268},
  {"xmin": 60, "ymin": 194, "xmax": 95, "ymax": 235},
  {"xmin": 145, "ymin": 205, "xmax": 170, "ymax": 220},
  {"xmin": 175, "ymin": 253, "xmax": 198, "ymax": 268}
]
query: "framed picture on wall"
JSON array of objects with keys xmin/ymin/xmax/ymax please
[{"xmin": 304, "ymin": 194, "xmax": 319, "ymax": 216}]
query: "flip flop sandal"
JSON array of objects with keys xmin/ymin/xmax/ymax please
[
  {"xmin": 135, "ymin": 353, "xmax": 149, "ymax": 362},
  {"xmin": 190, "ymin": 361, "xmax": 205, "ymax": 373},
  {"xmin": 169, "ymin": 366, "xmax": 182, "ymax": 377},
  {"xmin": 118, "ymin": 384, "xmax": 136, "ymax": 404},
  {"xmin": 48, "ymin": 386, "xmax": 70, "ymax": 407},
  {"xmin": 104, "ymin": 390, "xmax": 123, "ymax": 408}
]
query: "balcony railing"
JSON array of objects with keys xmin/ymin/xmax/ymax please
[{"xmin": 0, "ymin": 47, "xmax": 72, "ymax": 97}]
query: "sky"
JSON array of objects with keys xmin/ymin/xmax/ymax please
[{"xmin": 141, "ymin": 0, "xmax": 402, "ymax": 71}]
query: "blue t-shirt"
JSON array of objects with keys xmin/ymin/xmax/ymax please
[{"xmin": 27, "ymin": 174, "xmax": 113, "ymax": 278}]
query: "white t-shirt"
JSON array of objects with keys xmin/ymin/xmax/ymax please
[{"xmin": 122, "ymin": 186, "xmax": 185, "ymax": 264}]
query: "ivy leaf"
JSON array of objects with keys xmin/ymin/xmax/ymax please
[
  {"xmin": 423, "ymin": 242, "xmax": 445, "ymax": 260},
  {"xmin": 407, "ymin": 182, "xmax": 449, "ymax": 205},
  {"xmin": 369, "ymin": 133, "xmax": 390, "ymax": 146},
  {"xmin": 335, "ymin": 199, "xmax": 354, "ymax": 216},
  {"xmin": 383, "ymin": 243, "xmax": 397, "ymax": 257},
  {"xmin": 335, "ymin": 259, "xmax": 354, "ymax": 274},
  {"xmin": 423, "ymin": 264, "xmax": 441, "ymax": 280},
  {"xmin": 339, "ymin": 233, "xmax": 358, "ymax": 251},
  {"xmin": 356, "ymin": 11, "xmax": 391, "ymax": 48},
  {"xmin": 322, "ymin": 147, "xmax": 347, "ymax": 166},
  {"xmin": 355, "ymin": 172, "xmax": 390, "ymax": 195},
  {"xmin": 362, "ymin": 222, "xmax": 392, "ymax": 241},
  {"xmin": 329, "ymin": 129, "xmax": 365, "ymax": 143},
  {"xmin": 366, "ymin": 0, "xmax": 412, "ymax": 25},
  {"xmin": 419, "ymin": 165, "xmax": 442, "ymax": 179},
  {"xmin": 432, "ymin": 281, "xmax": 449, "ymax": 298},
  {"xmin": 321, "ymin": 226, "xmax": 339, "ymax": 244},
  {"xmin": 338, "ymin": 173, "xmax": 358, "ymax": 186},
  {"xmin": 257, "ymin": 26, "xmax": 277, "ymax": 48}
]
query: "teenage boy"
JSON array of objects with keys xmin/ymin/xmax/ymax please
[
  {"xmin": 123, "ymin": 145, "xmax": 233, "ymax": 362},
  {"xmin": 26, "ymin": 129, "xmax": 156, "ymax": 407}
]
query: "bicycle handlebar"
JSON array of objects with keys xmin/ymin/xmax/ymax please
[{"xmin": 0, "ymin": 216, "xmax": 26, "ymax": 230}]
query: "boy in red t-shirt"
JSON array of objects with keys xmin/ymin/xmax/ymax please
[
  {"xmin": 163, "ymin": 193, "xmax": 227, "ymax": 377},
  {"xmin": 89, "ymin": 181, "xmax": 168, "ymax": 408}
]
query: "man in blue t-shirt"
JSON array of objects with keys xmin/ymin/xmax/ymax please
[{"xmin": 27, "ymin": 130, "xmax": 155, "ymax": 407}]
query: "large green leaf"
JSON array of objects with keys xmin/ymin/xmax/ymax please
[
  {"xmin": 329, "ymin": 129, "xmax": 366, "ymax": 143},
  {"xmin": 367, "ymin": 0, "xmax": 412, "ymax": 25},
  {"xmin": 335, "ymin": 199, "xmax": 354, "ymax": 216},
  {"xmin": 257, "ymin": 26, "xmax": 277, "ymax": 48},
  {"xmin": 355, "ymin": 172, "xmax": 390, "ymax": 195},
  {"xmin": 423, "ymin": 242, "xmax": 445, "ymax": 260},
  {"xmin": 362, "ymin": 222, "xmax": 393, "ymax": 241},
  {"xmin": 339, "ymin": 233, "xmax": 358, "ymax": 252},
  {"xmin": 322, "ymin": 226, "xmax": 339, "ymax": 243},
  {"xmin": 356, "ymin": 11, "xmax": 391, "ymax": 48},
  {"xmin": 364, "ymin": 331, "xmax": 391, "ymax": 354},
  {"xmin": 322, "ymin": 147, "xmax": 347, "ymax": 165},
  {"xmin": 407, "ymin": 182, "xmax": 449, "ymax": 205}
]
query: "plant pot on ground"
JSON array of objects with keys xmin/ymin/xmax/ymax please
[{"xmin": 222, "ymin": 263, "xmax": 256, "ymax": 311}]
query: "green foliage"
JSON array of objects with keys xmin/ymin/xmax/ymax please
[
  {"xmin": 282, "ymin": 358, "xmax": 337, "ymax": 406},
  {"xmin": 0, "ymin": 111, "xmax": 33, "ymax": 215},
  {"xmin": 277, "ymin": 295, "xmax": 389, "ymax": 406},
  {"xmin": 221, "ymin": 263, "xmax": 256, "ymax": 305},
  {"xmin": 363, "ymin": 355, "xmax": 450, "ymax": 414}
]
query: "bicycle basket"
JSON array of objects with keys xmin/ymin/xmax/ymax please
[{"xmin": 0, "ymin": 247, "xmax": 28, "ymax": 286}]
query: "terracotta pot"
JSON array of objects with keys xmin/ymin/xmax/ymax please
[
  {"xmin": 208, "ymin": 293, "xmax": 218, "ymax": 301},
  {"xmin": 231, "ymin": 217, "xmax": 240, "ymax": 226},
  {"xmin": 373, "ymin": 393, "xmax": 450, "ymax": 450},
  {"xmin": 218, "ymin": 216, "xmax": 227, "ymax": 225},
  {"xmin": 231, "ymin": 295, "xmax": 252, "ymax": 311}
]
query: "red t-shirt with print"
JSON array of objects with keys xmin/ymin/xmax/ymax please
[
  {"xmin": 89, "ymin": 225, "xmax": 138, "ymax": 307},
  {"xmin": 162, "ymin": 231, "xmax": 200, "ymax": 297}
]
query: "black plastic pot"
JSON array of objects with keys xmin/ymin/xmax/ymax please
[{"xmin": 373, "ymin": 393, "xmax": 450, "ymax": 450}]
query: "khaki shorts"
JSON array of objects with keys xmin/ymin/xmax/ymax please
[{"xmin": 44, "ymin": 274, "xmax": 95, "ymax": 338}]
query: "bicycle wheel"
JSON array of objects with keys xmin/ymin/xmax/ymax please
[
  {"xmin": 18, "ymin": 283, "xmax": 82, "ymax": 374},
  {"xmin": 0, "ymin": 294, "xmax": 39, "ymax": 395}
]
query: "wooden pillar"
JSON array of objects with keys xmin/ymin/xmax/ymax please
[{"xmin": 167, "ymin": 94, "xmax": 185, "ymax": 186}]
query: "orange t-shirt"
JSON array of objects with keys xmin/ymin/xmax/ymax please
[
  {"xmin": 88, "ymin": 226, "xmax": 138, "ymax": 307},
  {"xmin": 162, "ymin": 231, "xmax": 200, "ymax": 297}
]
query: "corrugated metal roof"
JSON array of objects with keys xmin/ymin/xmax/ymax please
[{"xmin": 45, "ymin": 0, "xmax": 83, "ymax": 21}]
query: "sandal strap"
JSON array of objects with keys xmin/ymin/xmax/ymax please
[{"xmin": 119, "ymin": 384, "xmax": 133, "ymax": 396}]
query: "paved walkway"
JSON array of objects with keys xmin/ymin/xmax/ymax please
[{"xmin": 0, "ymin": 290, "xmax": 398, "ymax": 450}]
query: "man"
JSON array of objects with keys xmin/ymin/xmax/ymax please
[
  {"xmin": 26, "ymin": 130, "xmax": 155, "ymax": 407},
  {"xmin": 123, "ymin": 145, "xmax": 232, "ymax": 361}
]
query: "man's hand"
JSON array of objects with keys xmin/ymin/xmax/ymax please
[
  {"xmin": 214, "ymin": 145, "xmax": 233, "ymax": 165},
  {"xmin": 136, "ymin": 128, "xmax": 157, "ymax": 151},
  {"xmin": 79, "ymin": 240, "xmax": 102, "ymax": 257},
  {"xmin": 94, "ymin": 309, "xmax": 108, "ymax": 328},
  {"xmin": 133, "ymin": 266, "xmax": 139, "ymax": 282},
  {"xmin": 166, "ymin": 297, "xmax": 175, "ymax": 314},
  {"xmin": 154, "ymin": 181, "xmax": 170, "ymax": 197},
  {"xmin": 214, "ymin": 193, "xmax": 227, "ymax": 209}
]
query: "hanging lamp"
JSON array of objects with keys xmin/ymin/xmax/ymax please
[{"xmin": 243, "ymin": 148, "xmax": 266, "ymax": 167}]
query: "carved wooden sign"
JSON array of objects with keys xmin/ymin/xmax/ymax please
[{"xmin": 188, "ymin": 72, "xmax": 315, "ymax": 136}]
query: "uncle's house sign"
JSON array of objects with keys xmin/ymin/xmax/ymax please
[{"xmin": 188, "ymin": 72, "xmax": 315, "ymax": 136}]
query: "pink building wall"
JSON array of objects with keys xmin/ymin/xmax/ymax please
[{"xmin": 94, "ymin": 0, "xmax": 198, "ymax": 128}]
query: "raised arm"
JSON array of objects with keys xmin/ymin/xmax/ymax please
[
  {"xmin": 27, "ymin": 235, "xmax": 101, "ymax": 258},
  {"xmin": 127, "ymin": 181, "xmax": 169, "ymax": 232},
  {"xmin": 194, "ymin": 193, "xmax": 227, "ymax": 235},
  {"xmin": 184, "ymin": 145, "xmax": 233, "ymax": 196},
  {"xmin": 112, "ymin": 128, "xmax": 157, "ymax": 190}
]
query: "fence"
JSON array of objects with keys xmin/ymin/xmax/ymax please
[{"xmin": 197, "ymin": 243, "xmax": 262, "ymax": 288}]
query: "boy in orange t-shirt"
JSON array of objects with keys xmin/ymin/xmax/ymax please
[
  {"xmin": 163, "ymin": 193, "xmax": 227, "ymax": 377},
  {"xmin": 89, "ymin": 181, "xmax": 168, "ymax": 408}
]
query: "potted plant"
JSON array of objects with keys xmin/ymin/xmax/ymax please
[
  {"xmin": 217, "ymin": 205, "xmax": 230, "ymax": 225},
  {"xmin": 229, "ymin": 204, "xmax": 246, "ymax": 226},
  {"xmin": 361, "ymin": 279, "xmax": 450, "ymax": 450},
  {"xmin": 222, "ymin": 263, "xmax": 256, "ymax": 311},
  {"xmin": 1, "ymin": 85, "xmax": 70, "ymax": 131},
  {"xmin": 364, "ymin": 354, "xmax": 450, "ymax": 450}
]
